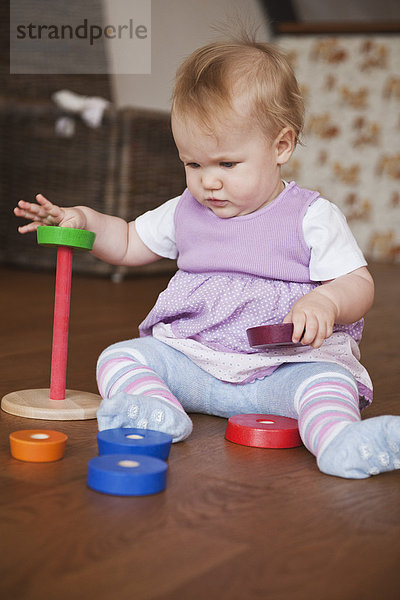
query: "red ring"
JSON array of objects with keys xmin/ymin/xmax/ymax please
[{"xmin": 225, "ymin": 414, "xmax": 302, "ymax": 448}]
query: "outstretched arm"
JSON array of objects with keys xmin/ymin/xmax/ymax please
[
  {"xmin": 283, "ymin": 266, "xmax": 374, "ymax": 348},
  {"xmin": 14, "ymin": 194, "xmax": 161, "ymax": 267}
]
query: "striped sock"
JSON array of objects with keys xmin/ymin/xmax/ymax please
[
  {"xmin": 97, "ymin": 345, "xmax": 185, "ymax": 411},
  {"xmin": 294, "ymin": 372, "xmax": 361, "ymax": 458},
  {"xmin": 96, "ymin": 344, "xmax": 192, "ymax": 442},
  {"xmin": 292, "ymin": 372, "xmax": 400, "ymax": 479}
]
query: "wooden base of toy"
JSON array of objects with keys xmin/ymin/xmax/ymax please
[{"xmin": 1, "ymin": 389, "xmax": 100, "ymax": 420}]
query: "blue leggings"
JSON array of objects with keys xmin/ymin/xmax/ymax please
[{"xmin": 97, "ymin": 336, "xmax": 359, "ymax": 420}]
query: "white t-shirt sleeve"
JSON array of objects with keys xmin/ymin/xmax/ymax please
[
  {"xmin": 303, "ymin": 198, "xmax": 367, "ymax": 281},
  {"xmin": 134, "ymin": 195, "xmax": 180, "ymax": 259}
]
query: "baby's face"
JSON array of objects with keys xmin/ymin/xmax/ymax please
[{"xmin": 172, "ymin": 112, "xmax": 289, "ymax": 218}]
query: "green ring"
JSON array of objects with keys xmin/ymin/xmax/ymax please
[{"xmin": 37, "ymin": 226, "xmax": 96, "ymax": 251}]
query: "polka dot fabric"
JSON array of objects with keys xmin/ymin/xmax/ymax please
[
  {"xmin": 139, "ymin": 270, "xmax": 363, "ymax": 354},
  {"xmin": 139, "ymin": 270, "xmax": 371, "ymax": 405}
]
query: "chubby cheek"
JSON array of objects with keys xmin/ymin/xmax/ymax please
[
  {"xmin": 229, "ymin": 179, "xmax": 257, "ymax": 202},
  {"xmin": 184, "ymin": 171, "xmax": 200, "ymax": 196}
]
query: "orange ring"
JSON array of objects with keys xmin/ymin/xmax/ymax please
[{"xmin": 9, "ymin": 430, "xmax": 68, "ymax": 462}]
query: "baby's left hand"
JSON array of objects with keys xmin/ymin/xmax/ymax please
[{"xmin": 283, "ymin": 290, "xmax": 338, "ymax": 349}]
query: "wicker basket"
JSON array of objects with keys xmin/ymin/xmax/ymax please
[{"xmin": 0, "ymin": 99, "xmax": 184, "ymax": 276}]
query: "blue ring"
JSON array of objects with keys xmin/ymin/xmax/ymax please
[
  {"xmin": 97, "ymin": 428, "xmax": 172, "ymax": 460},
  {"xmin": 87, "ymin": 454, "xmax": 168, "ymax": 496}
]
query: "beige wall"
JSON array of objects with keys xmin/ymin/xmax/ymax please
[{"xmin": 102, "ymin": 0, "xmax": 270, "ymax": 111}]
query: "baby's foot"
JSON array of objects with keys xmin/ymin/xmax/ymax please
[
  {"xmin": 317, "ymin": 415, "xmax": 400, "ymax": 479},
  {"xmin": 97, "ymin": 393, "xmax": 193, "ymax": 442}
]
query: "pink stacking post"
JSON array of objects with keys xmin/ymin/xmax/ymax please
[
  {"xmin": 50, "ymin": 245, "xmax": 73, "ymax": 400},
  {"xmin": 1, "ymin": 225, "xmax": 100, "ymax": 421}
]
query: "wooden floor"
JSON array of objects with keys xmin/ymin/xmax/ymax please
[{"xmin": 1, "ymin": 263, "xmax": 400, "ymax": 600}]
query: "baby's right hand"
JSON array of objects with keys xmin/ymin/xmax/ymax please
[{"xmin": 14, "ymin": 194, "xmax": 87, "ymax": 233}]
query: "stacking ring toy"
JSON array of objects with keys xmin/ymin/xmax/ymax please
[
  {"xmin": 87, "ymin": 454, "xmax": 168, "ymax": 496},
  {"xmin": 225, "ymin": 414, "xmax": 302, "ymax": 448},
  {"xmin": 1, "ymin": 226, "xmax": 101, "ymax": 420},
  {"xmin": 247, "ymin": 323, "xmax": 304, "ymax": 349},
  {"xmin": 97, "ymin": 428, "xmax": 172, "ymax": 461},
  {"xmin": 9, "ymin": 429, "xmax": 68, "ymax": 462},
  {"xmin": 37, "ymin": 226, "xmax": 95, "ymax": 250}
]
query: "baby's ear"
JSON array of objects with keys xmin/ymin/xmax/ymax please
[{"xmin": 276, "ymin": 127, "xmax": 295, "ymax": 165}]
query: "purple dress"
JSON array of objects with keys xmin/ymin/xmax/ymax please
[{"xmin": 139, "ymin": 182, "xmax": 372, "ymax": 406}]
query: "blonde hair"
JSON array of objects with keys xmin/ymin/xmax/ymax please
[{"xmin": 172, "ymin": 37, "xmax": 304, "ymax": 145}]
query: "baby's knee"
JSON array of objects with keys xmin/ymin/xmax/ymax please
[
  {"xmin": 300, "ymin": 362, "xmax": 357, "ymax": 388},
  {"xmin": 96, "ymin": 338, "xmax": 146, "ymax": 372}
]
